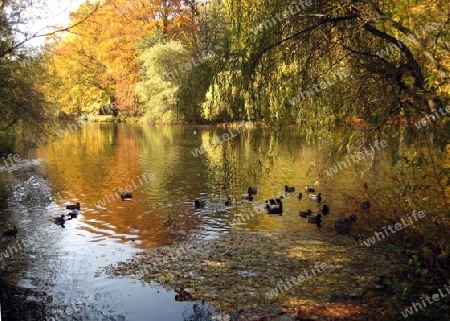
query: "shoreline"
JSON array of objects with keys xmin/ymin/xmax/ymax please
[{"xmin": 105, "ymin": 229, "xmax": 406, "ymax": 320}]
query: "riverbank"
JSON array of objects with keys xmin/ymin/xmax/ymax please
[{"xmin": 105, "ymin": 229, "xmax": 407, "ymax": 320}]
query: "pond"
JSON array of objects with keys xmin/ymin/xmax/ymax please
[{"xmin": 0, "ymin": 123, "xmax": 442, "ymax": 320}]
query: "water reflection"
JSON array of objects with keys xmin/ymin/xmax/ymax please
[{"xmin": 2, "ymin": 123, "xmax": 445, "ymax": 320}]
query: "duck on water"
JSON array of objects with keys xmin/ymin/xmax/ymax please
[{"xmin": 3, "ymin": 226, "xmax": 18, "ymax": 238}]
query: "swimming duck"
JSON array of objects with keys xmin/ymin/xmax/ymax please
[
  {"xmin": 52, "ymin": 215, "xmax": 66, "ymax": 228},
  {"xmin": 266, "ymin": 204, "xmax": 282, "ymax": 215},
  {"xmin": 66, "ymin": 202, "xmax": 80, "ymax": 210},
  {"xmin": 297, "ymin": 192, "xmax": 302, "ymax": 199},
  {"xmin": 194, "ymin": 198, "xmax": 206, "ymax": 208},
  {"xmin": 120, "ymin": 193, "xmax": 132, "ymax": 201},
  {"xmin": 305, "ymin": 185, "xmax": 316, "ymax": 192},
  {"xmin": 308, "ymin": 193, "xmax": 322, "ymax": 202},
  {"xmin": 265, "ymin": 197, "xmax": 282, "ymax": 206},
  {"xmin": 307, "ymin": 213, "xmax": 321, "ymax": 223},
  {"xmin": 241, "ymin": 194, "xmax": 254, "ymax": 201},
  {"xmin": 285, "ymin": 185, "xmax": 295, "ymax": 192},
  {"xmin": 224, "ymin": 197, "xmax": 233, "ymax": 206},
  {"xmin": 299, "ymin": 209, "xmax": 312, "ymax": 218},
  {"xmin": 321, "ymin": 204, "xmax": 330, "ymax": 215},
  {"xmin": 52, "ymin": 214, "xmax": 66, "ymax": 223},
  {"xmin": 247, "ymin": 187, "xmax": 258, "ymax": 195},
  {"xmin": 3, "ymin": 226, "xmax": 18, "ymax": 238},
  {"xmin": 67, "ymin": 211, "xmax": 78, "ymax": 219},
  {"xmin": 175, "ymin": 287, "xmax": 193, "ymax": 301},
  {"xmin": 265, "ymin": 197, "xmax": 283, "ymax": 214}
]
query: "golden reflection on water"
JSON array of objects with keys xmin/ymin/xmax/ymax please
[{"xmin": 36, "ymin": 124, "xmax": 448, "ymax": 250}]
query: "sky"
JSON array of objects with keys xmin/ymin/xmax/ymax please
[{"xmin": 21, "ymin": 0, "xmax": 87, "ymax": 47}]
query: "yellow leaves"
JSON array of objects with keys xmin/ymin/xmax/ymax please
[{"xmin": 41, "ymin": 0, "xmax": 196, "ymax": 115}]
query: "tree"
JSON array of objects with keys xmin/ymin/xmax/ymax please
[
  {"xmin": 135, "ymin": 41, "xmax": 188, "ymax": 122},
  {"xmin": 0, "ymin": 0, "xmax": 49, "ymax": 149}
]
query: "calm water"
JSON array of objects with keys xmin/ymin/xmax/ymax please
[{"xmin": 0, "ymin": 123, "xmax": 440, "ymax": 320}]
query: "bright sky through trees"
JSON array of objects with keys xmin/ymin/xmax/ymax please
[{"xmin": 21, "ymin": 0, "xmax": 85, "ymax": 47}]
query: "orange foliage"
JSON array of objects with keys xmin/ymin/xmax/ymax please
[{"xmin": 44, "ymin": 0, "xmax": 196, "ymax": 115}]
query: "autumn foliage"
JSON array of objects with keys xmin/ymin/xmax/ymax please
[{"xmin": 42, "ymin": 0, "xmax": 196, "ymax": 116}]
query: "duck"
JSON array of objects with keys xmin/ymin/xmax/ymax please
[
  {"xmin": 265, "ymin": 197, "xmax": 282, "ymax": 206},
  {"xmin": 266, "ymin": 204, "xmax": 282, "ymax": 215},
  {"xmin": 241, "ymin": 193, "xmax": 254, "ymax": 201},
  {"xmin": 224, "ymin": 197, "xmax": 233, "ymax": 206},
  {"xmin": 308, "ymin": 193, "xmax": 322, "ymax": 202},
  {"xmin": 285, "ymin": 185, "xmax": 295, "ymax": 192},
  {"xmin": 265, "ymin": 197, "xmax": 283, "ymax": 214},
  {"xmin": 175, "ymin": 287, "xmax": 193, "ymax": 301},
  {"xmin": 305, "ymin": 185, "xmax": 316, "ymax": 192},
  {"xmin": 51, "ymin": 215, "xmax": 66, "ymax": 228},
  {"xmin": 321, "ymin": 204, "xmax": 330, "ymax": 215},
  {"xmin": 194, "ymin": 198, "xmax": 206, "ymax": 208},
  {"xmin": 66, "ymin": 202, "xmax": 80, "ymax": 210},
  {"xmin": 67, "ymin": 211, "xmax": 78, "ymax": 219},
  {"xmin": 119, "ymin": 192, "xmax": 132, "ymax": 201},
  {"xmin": 307, "ymin": 213, "xmax": 322, "ymax": 223},
  {"xmin": 52, "ymin": 214, "xmax": 66, "ymax": 223},
  {"xmin": 297, "ymin": 192, "xmax": 302, "ymax": 199},
  {"xmin": 3, "ymin": 226, "xmax": 18, "ymax": 238},
  {"xmin": 247, "ymin": 187, "xmax": 258, "ymax": 195},
  {"xmin": 299, "ymin": 209, "xmax": 312, "ymax": 218}
]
